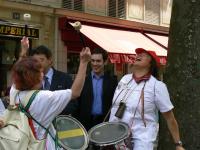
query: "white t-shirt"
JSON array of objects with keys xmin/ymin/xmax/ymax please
[
  {"xmin": 10, "ymin": 85, "xmax": 72, "ymax": 150},
  {"xmin": 109, "ymin": 74, "xmax": 173, "ymax": 146}
]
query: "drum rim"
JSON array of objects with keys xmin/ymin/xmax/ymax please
[
  {"xmin": 88, "ymin": 122, "xmax": 129, "ymax": 146},
  {"xmin": 55, "ymin": 115, "xmax": 89, "ymax": 150}
]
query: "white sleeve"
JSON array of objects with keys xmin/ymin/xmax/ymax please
[
  {"xmin": 29, "ymin": 89, "xmax": 72, "ymax": 127},
  {"xmin": 0, "ymin": 99, "xmax": 5, "ymax": 117},
  {"xmin": 154, "ymin": 81, "xmax": 174, "ymax": 112}
]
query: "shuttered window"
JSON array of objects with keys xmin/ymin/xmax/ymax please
[
  {"xmin": 108, "ymin": 0, "xmax": 117, "ymax": 17},
  {"xmin": 118, "ymin": 0, "xmax": 126, "ymax": 18},
  {"xmin": 108, "ymin": 0, "xmax": 126, "ymax": 19},
  {"xmin": 62, "ymin": 0, "xmax": 84, "ymax": 11},
  {"xmin": 63, "ymin": 0, "xmax": 72, "ymax": 9}
]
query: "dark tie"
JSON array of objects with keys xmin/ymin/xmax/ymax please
[{"xmin": 44, "ymin": 76, "xmax": 50, "ymax": 90}]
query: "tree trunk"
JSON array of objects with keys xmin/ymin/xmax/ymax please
[{"xmin": 158, "ymin": 1, "xmax": 200, "ymax": 150}]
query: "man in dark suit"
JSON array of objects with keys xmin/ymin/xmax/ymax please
[
  {"xmin": 20, "ymin": 37, "xmax": 77, "ymax": 115},
  {"xmin": 75, "ymin": 48, "xmax": 118, "ymax": 131}
]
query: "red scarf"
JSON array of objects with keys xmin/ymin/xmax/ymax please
[{"xmin": 132, "ymin": 73, "xmax": 151, "ymax": 84}]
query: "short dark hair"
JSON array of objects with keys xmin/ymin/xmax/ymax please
[
  {"xmin": 91, "ymin": 48, "xmax": 108, "ymax": 62},
  {"xmin": 30, "ymin": 45, "xmax": 52, "ymax": 59},
  {"xmin": 12, "ymin": 57, "xmax": 42, "ymax": 90}
]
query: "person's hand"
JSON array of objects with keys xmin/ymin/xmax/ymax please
[
  {"xmin": 20, "ymin": 36, "xmax": 29, "ymax": 56},
  {"xmin": 80, "ymin": 47, "xmax": 91, "ymax": 64},
  {"xmin": 176, "ymin": 146, "xmax": 185, "ymax": 150},
  {"xmin": 0, "ymin": 119, "xmax": 5, "ymax": 128}
]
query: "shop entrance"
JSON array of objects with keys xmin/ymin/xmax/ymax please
[{"xmin": 0, "ymin": 36, "xmax": 21, "ymax": 96}]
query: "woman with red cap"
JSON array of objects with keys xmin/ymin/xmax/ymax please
[{"xmin": 109, "ymin": 48, "xmax": 185, "ymax": 150}]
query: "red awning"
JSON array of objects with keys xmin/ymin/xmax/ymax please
[
  {"xmin": 143, "ymin": 33, "xmax": 168, "ymax": 50},
  {"xmin": 78, "ymin": 24, "xmax": 168, "ymax": 64}
]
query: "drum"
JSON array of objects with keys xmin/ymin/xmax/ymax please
[
  {"xmin": 54, "ymin": 115, "xmax": 89, "ymax": 150},
  {"xmin": 88, "ymin": 122, "xmax": 130, "ymax": 149}
]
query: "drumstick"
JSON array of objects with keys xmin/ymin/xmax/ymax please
[
  {"xmin": 70, "ymin": 21, "xmax": 87, "ymax": 47},
  {"xmin": 23, "ymin": 13, "xmax": 31, "ymax": 37}
]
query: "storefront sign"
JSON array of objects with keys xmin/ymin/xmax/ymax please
[{"xmin": 0, "ymin": 24, "xmax": 39, "ymax": 38}]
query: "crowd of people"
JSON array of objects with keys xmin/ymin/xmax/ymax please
[
  {"xmin": 0, "ymin": 37, "xmax": 91, "ymax": 149},
  {"xmin": 0, "ymin": 36, "xmax": 185, "ymax": 150}
]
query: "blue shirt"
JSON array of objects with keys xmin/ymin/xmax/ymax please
[{"xmin": 91, "ymin": 72, "xmax": 103, "ymax": 115}]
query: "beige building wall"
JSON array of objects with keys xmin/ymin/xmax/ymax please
[
  {"xmin": 0, "ymin": 0, "xmax": 172, "ymax": 73},
  {"xmin": 0, "ymin": 1, "xmax": 68, "ymax": 72},
  {"xmin": 54, "ymin": 16, "xmax": 67, "ymax": 72},
  {"xmin": 0, "ymin": 1, "xmax": 54, "ymax": 45}
]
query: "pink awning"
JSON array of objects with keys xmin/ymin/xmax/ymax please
[
  {"xmin": 145, "ymin": 33, "xmax": 168, "ymax": 49},
  {"xmin": 79, "ymin": 24, "xmax": 168, "ymax": 64}
]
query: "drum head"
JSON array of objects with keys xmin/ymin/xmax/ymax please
[
  {"xmin": 88, "ymin": 122, "xmax": 129, "ymax": 146},
  {"xmin": 55, "ymin": 115, "xmax": 88, "ymax": 150}
]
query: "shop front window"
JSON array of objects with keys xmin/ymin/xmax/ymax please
[
  {"xmin": 67, "ymin": 53, "xmax": 80, "ymax": 80},
  {"xmin": 0, "ymin": 37, "xmax": 21, "ymax": 95},
  {"xmin": 0, "ymin": 39, "xmax": 19, "ymax": 64}
]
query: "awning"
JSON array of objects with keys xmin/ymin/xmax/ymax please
[
  {"xmin": 78, "ymin": 24, "xmax": 168, "ymax": 64},
  {"xmin": 144, "ymin": 33, "xmax": 168, "ymax": 49}
]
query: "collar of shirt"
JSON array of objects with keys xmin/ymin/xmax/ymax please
[
  {"xmin": 43, "ymin": 67, "xmax": 53, "ymax": 85},
  {"xmin": 132, "ymin": 73, "xmax": 151, "ymax": 84},
  {"xmin": 91, "ymin": 71, "xmax": 104, "ymax": 79}
]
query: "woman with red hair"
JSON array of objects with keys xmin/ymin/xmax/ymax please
[
  {"xmin": 0, "ymin": 47, "xmax": 91, "ymax": 150},
  {"xmin": 12, "ymin": 57, "xmax": 43, "ymax": 91}
]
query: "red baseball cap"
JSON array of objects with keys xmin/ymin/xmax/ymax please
[{"xmin": 135, "ymin": 48, "xmax": 160, "ymax": 67}]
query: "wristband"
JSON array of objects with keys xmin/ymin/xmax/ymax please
[{"xmin": 175, "ymin": 140, "xmax": 183, "ymax": 147}]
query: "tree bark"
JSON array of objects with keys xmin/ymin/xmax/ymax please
[{"xmin": 158, "ymin": 1, "xmax": 200, "ymax": 150}]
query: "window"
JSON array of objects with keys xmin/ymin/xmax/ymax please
[
  {"xmin": 127, "ymin": 0, "xmax": 144, "ymax": 20},
  {"xmin": 160, "ymin": 0, "xmax": 172, "ymax": 25},
  {"xmin": 85, "ymin": 0, "xmax": 107, "ymax": 16},
  {"xmin": 108, "ymin": 0, "xmax": 126, "ymax": 19},
  {"xmin": 63, "ymin": 0, "xmax": 84, "ymax": 11},
  {"xmin": 145, "ymin": 0, "xmax": 160, "ymax": 25}
]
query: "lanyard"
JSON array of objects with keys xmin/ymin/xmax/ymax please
[{"xmin": 129, "ymin": 82, "xmax": 147, "ymax": 128}]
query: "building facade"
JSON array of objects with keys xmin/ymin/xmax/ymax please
[
  {"xmin": 0, "ymin": 0, "xmax": 56, "ymax": 93},
  {"xmin": 0, "ymin": 0, "xmax": 172, "ymax": 93}
]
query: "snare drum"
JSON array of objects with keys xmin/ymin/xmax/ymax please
[
  {"xmin": 88, "ymin": 122, "xmax": 130, "ymax": 149},
  {"xmin": 54, "ymin": 115, "xmax": 89, "ymax": 150}
]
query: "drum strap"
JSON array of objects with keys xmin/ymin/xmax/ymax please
[
  {"xmin": 18, "ymin": 92, "xmax": 62, "ymax": 149},
  {"xmin": 103, "ymin": 79, "xmax": 133, "ymax": 122},
  {"xmin": 27, "ymin": 91, "xmax": 39, "ymax": 139}
]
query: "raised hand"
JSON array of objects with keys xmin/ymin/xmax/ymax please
[
  {"xmin": 20, "ymin": 36, "xmax": 29, "ymax": 57},
  {"xmin": 71, "ymin": 47, "xmax": 91, "ymax": 99},
  {"xmin": 80, "ymin": 47, "xmax": 91, "ymax": 64}
]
